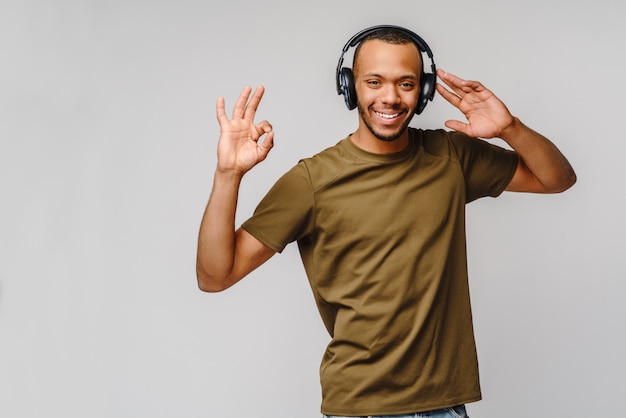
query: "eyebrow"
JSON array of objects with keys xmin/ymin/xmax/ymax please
[{"xmin": 362, "ymin": 72, "xmax": 419, "ymax": 80}]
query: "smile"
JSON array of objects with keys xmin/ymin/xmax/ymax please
[{"xmin": 374, "ymin": 111, "xmax": 401, "ymax": 119}]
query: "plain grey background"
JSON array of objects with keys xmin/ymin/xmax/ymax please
[{"xmin": 1, "ymin": 0, "xmax": 624, "ymax": 417}]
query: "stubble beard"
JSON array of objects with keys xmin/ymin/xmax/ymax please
[{"xmin": 357, "ymin": 103, "xmax": 414, "ymax": 142}]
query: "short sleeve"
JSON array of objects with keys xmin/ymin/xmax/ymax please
[
  {"xmin": 448, "ymin": 132, "xmax": 518, "ymax": 202},
  {"xmin": 241, "ymin": 162, "xmax": 316, "ymax": 253}
]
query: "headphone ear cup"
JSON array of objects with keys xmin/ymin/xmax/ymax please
[
  {"xmin": 415, "ymin": 72, "xmax": 436, "ymax": 115},
  {"xmin": 340, "ymin": 67, "xmax": 358, "ymax": 110}
]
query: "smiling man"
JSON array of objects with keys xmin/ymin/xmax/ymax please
[
  {"xmin": 196, "ymin": 26, "xmax": 576, "ymax": 418},
  {"xmin": 352, "ymin": 37, "xmax": 422, "ymax": 148}
]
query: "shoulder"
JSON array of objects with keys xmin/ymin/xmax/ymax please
[
  {"xmin": 296, "ymin": 138, "xmax": 363, "ymax": 190},
  {"xmin": 301, "ymin": 138, "xmax": 355, "ymax": 165},
  {"xmin": 411, "ymin": 128, "xmax": 465, "ymax": 163},
  {"xmin": 414, "ymin": 128, "xmax": 513, "ymax": 162}
]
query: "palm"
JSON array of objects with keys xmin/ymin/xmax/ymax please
[
  {"xmin": 216, "ymin": 86, "xmax": 274, "ymax": 174},
  {"xmin": 436, "ymin": 70, "xmax": 513, "ymax": 139},
  {"xmin": 218, "ymin": 119, "xmax": 269, "ymax": 172}
]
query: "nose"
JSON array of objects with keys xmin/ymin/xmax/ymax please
[{"xmin": 380, "ymin": 84, "xmax": 401, "ymax": 105}]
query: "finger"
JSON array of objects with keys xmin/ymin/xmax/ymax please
[
  {"xmin": 436, "ymin": 83, "xmax": 461, "ymax": 108},
  {"xmin": 437, "ymin": 69, "xmax": 465, "ymax": 94},
  {"xmin": 232, "ymin": 86, "xmax": 253, "ymax": 119},
  {"xmin": 243, "ymin": 86, "xmax": 266, "ymax": 121},
  {"xmin": 216, "ymin": 96, "xmax": 229, "ymax": 125},
  {"xmin": 437, "ymin": 69, "xmax": 464, "ymax": 84},
  {"xmin": 445, "ymin": 119, "xmax": 472, "ymax": 136},
  {"xmin": 258, "ymin": 130, "xmax": 275, "ymax": 158},
  {"xmin": 438, "ymin": 69, "xmax": 478, "ymax": 96},
  {"xmin": 252, "ymin": 121, "xmax": 274, "ymax": 161},
  {"xmin": 254, "ymin": 120, "xmax": 273, "ymax": 139}
]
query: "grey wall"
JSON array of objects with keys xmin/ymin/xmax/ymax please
[{"xmin": 1, "ymin": 0, "xmax": 624, "ymax": 417}]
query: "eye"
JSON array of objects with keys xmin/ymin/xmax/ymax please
[
  {"xmin": 400, "ymin": 81, "xmax": 416, "ymax": 89},
  {"xmin": 366, "ymin": 80, "xmax": 381, "ymax": 87}
]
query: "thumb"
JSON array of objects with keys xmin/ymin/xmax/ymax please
[
  {"xmin": 445, "ymin": 120, "xmax": 471, "ymax": 135},
  {"xmin": 257, "ymin": 130, "xmax": 275, "ymax": 160}
]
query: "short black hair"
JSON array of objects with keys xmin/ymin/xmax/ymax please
[{"xmin": 352, "ymin": 27, "xmax": 422, "ymax": 76}]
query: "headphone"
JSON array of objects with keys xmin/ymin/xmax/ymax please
[{"xmin": 335, "ymin": 25, "xmax": 437, "ymax": 115}]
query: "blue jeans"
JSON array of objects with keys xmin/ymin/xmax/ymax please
[{"xmin": 325, "ymin": 404, "xmax": 469, "ymax": 418}]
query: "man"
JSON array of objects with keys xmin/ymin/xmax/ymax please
[{"xmin": 196, "ymin": 26, "xmax": 576, "ymax": 418}]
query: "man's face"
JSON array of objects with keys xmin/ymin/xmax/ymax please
[{"xmin": 353, "ymin": 40, "xmax": 422, "ymax": 142}]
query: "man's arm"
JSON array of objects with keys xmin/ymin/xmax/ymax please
[
  {"xmin": 499, "ymin": 118, "xmax": 576, "ymax": 193},
  {"xmin": 196, "ymin": 86, "xmax": 277, "ymax": 292},
  {"xmin": 436, "ymin": 69, "xmax": 576, "ymax": 193}
]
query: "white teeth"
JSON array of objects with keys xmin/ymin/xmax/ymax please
[{"xmin": 375, "ymin": 111, "xmax": 400, "ymax": 119}]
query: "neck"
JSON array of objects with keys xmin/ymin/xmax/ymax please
[{"xmin": 350, "ymin": 127, "xmax": 410, "ymax": 154}]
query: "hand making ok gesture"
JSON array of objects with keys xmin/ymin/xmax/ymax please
[{"xmin": 216, "ymin": 85, "xmax": 275, "ymax": 175}]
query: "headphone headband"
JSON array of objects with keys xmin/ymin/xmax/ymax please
[
  {"xmin": 342, "ymin": 25, "xmax": 434, "ymax": 59},
  {"xmin": 335, "ymin": 25, "xmax": 437, "ymax": 115}
]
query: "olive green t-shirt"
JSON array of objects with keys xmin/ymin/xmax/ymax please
[{"xmin": 242, "ymin": 128, "xmax": 518, "ymax": 416}]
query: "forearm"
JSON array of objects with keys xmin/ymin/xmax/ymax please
[
  {"xmin": 500, "ymin": 117, "xmax": 576, "ymax": 193},
  {"xmin": 196, "ymin": 168, "xmax": 244, "ymax": 289}
]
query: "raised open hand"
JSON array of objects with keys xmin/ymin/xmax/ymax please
[
  {"xmin": 436, "ymin": 69, "xmax": 514, "ymax": 139},
  {"xmin": 216, "ymin": 85, "xmax": 274, "ymax": 174}
]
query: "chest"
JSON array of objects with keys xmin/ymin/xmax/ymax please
[{"xmin": 313, "ymin": 156, "xmax": 466, "ymax": 242}]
